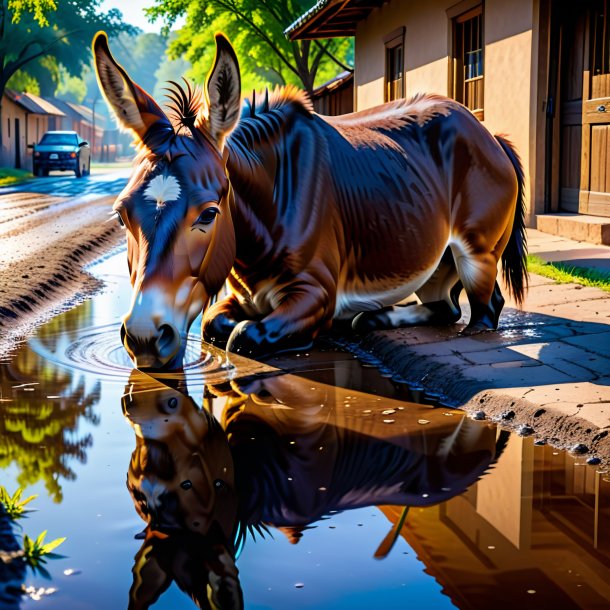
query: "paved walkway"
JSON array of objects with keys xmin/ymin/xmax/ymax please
[{"xmin": 363, "ymin": 229, "xmax": 610, "ymax": 462}]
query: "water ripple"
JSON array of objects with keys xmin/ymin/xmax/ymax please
[{"xmin": 27, "ymin": 322, "xmax": 238, "ymax": 383}]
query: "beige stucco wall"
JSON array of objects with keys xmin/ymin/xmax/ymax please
[
  {"xmin": 354, "ymin": 0, "xmax": 542, "ymax": 224},
  {"xmin": 2, "ymin": 97, "xmax": 28, "ymax": 168}
]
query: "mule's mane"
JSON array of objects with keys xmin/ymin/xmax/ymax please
[
  {"xmin": 163, "ymin": 78, "xmax": 204, "ymax": 133},
  {"xmin": 243, "ymin": 84, "xmax": 313, "ymax": 118}
]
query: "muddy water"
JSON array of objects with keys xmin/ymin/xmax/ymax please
[{"xmin": 1, "ymin": 252, "xmax": 610, "ymax": 610}]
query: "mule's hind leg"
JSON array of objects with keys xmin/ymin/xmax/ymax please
[
  {"xmin": 451, "ymin": 244, "xmax": 505, "ymax": 333},
  {"xmin": 352, "ymin": 250, "xmax": 462, "ymax": 333},
  {"xmin": 414, "ymin": 248, "xmax": 462, "ymax": 324}
]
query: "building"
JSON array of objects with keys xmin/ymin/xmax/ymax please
[
  {"xmin": 287, "ymin": 0, "xmax": 610, "ymax": 240},
  {"xmin": 312, "ymin": 70, "xmax": 354, "ymax": 115},
  {"xmin": 2, "ymin": 90, "xmax": 64, "ymax": 169},
  {"xmin": 46, "ymin": 98, "xmax": 104, "ymax": 155}
]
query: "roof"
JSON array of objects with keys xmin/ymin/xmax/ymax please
[
  {"xmin": 312, "ymin": 70, "xmax": 353, "ymax": 98},
  {"xmin": 43, "ymin": 98, "xmax": 106, "ymax": 129},
  {"xmin": 285, "ymin": 0, "xmax": 386, "ymax": 40},
  {"xmin": 4, "ymin": 90, "xmax": 65, "ymax": 116}
]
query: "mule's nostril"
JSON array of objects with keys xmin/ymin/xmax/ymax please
[{"xmin": 156, "ymin": 323, "xmax": 180, "ymax": 359}]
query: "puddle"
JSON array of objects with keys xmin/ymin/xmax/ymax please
[{"xmin": 1, "ymin": 251, "xmax": 610, "ymax": 609}]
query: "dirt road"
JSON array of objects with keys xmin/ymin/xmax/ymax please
[{"xmin": 0, "ymin": 170, "xmax": 128, "ymax": 356}]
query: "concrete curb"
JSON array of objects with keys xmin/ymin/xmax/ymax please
[{"xmin": 358, "ymin": 315, "xmax": 610, "ymax": 464}]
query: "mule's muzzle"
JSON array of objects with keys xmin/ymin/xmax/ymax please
[{"xmin": 121, "ymin": 321, "xmax": 183, "ymax": 370}]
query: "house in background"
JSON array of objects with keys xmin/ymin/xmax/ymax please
[
  {"xmin": 287, "ymin": 0, "xmax": 610, "ymax": 243},
  {"xmin": 311, "ymin": 70, "xmax": 354, "ymax": 115},
  {"xmin": 46, "ymin": 98, "xmax": 104, "ymax": 155},
  {"xmin": 2, "ymin": 90, "xmax": 64, "ymax": 169}
]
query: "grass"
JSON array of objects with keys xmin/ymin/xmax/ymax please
[
  {"xmin": 527, "ymin": 254, "xmax": 610, "ymax": 293},
  {"xmin": 22, "ymin": 530, "xmax": 66, "ymax": 573},
  {"xmin": 0, "ymin": 167, "xmax": 32, "ymax": 186},
  {"xmin": 0, "ymin": 486, "xmax": 36, "ymax": 519},
  {"xmin": 0, "ymin": 487, "xmax": 66, "ymax": 578}
]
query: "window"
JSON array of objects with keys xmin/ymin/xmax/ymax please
[
  {"xmin": 453, "ymin": 5, "xmax": 484, "ymax": 118},
  {"xmin": 384, "ymin": 26, "xmax": 405, "ymax": 102}
]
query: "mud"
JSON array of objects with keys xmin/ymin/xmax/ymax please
[{"xmin": 0, "ymin": 193, "xmax": 122, "ymax": 356}]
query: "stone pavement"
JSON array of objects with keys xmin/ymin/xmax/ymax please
[{"xmin": 363, "ymin": 229, "xmax": 610, "ymax": 463}]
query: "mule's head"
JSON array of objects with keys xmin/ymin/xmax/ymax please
[
  {"xmin": 93, "ymin": 32, "xmax": 242, "ymax": 369},
  {"xmin": 123, "ymin": 371, "xmax": 237, "ymax": 543}
]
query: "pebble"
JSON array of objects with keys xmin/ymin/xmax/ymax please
[
  {"xmin": 417, "ymin": 419, "xmax": 430, "ymax": 425},
  {"xmin": 570, "ymin": 443, "xmax": 588, "ymax": 455},
  {"xmin": 382, "ymin": 409, "xmax": 396, "ymax": 415}
]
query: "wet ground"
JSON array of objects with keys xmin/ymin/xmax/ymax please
[{"xmin": 1, "ymin": 251, "xmax": 610, "ymax": 609}]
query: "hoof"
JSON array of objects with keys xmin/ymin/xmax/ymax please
[
  {"xmin": 227, "ymin": 321, "xmax": 313, "ymax": 359},
  {"xmin": 460, "ymin": 324, "xmax": 495, "ymax": 336},
  {"xmin": 352, "ymin": 310, "xmax": 392, "ymax": 333},
  {"xmin": 202, "ymin": 312, "xmax": 240, "ymax": 347}
]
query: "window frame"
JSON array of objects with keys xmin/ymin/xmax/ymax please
[
  {"xmin": 450, "ymin": 2, "xmax": 484, "ymax": 120},
  {"xmin": 384, "ymin": 26, "xmax": 406, "ymax": 103}
]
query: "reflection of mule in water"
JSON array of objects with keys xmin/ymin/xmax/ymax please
[
  {"xmin": 93, "ymin": 32, "xmax": 527, "ymax": 368},
  {"xmin": 122, "ymin": 371, "xmax": 507, "ymax": 608}
]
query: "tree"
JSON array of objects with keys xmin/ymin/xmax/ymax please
[
  {"xmin": 146, "ymin": 0, "xmax": 353, "ymax": 96},
  {"xmin": 113, "ymin": 32, "xmax": 167, "ymax": 98},
  {"xmin": 0, "ymin": 0, "xmax": 135, "ymax": 160}
]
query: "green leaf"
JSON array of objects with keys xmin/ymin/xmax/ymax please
[
  {"xmin": 35, "ymin": 529, "xmax": 48, "ymax": 547},
  {"xmin": 42, "ymin": 537, "xmax": 66, "ymax": 554},
  {"xmin": 20, "ymin": 494, "xmax": 37, "ymax": 508}
]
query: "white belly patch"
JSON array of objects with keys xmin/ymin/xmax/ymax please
[{"xmin": 334, "ymin": 270, "xmax": 435, "ymax": 318}]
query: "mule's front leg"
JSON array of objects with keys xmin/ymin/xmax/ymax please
[
  {"xmin": 226, "ymin": 281, "xmax": 331, "ymax": 359},
  {"xmin": 202, "ymin": 294, "xmax": 251, "ymax": 347}
]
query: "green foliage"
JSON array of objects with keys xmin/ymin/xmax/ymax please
[
  {"xmin": 6, "ymin": 68, "xmax": 40, "ymax": 94},
  {"xmin": 55, "ymin": 65, "xmax": 86, "ymax": 103},
  {"xmin": 0, "ymin": 167, "xmax": 32, "ymax": 185},
  {"xmin": 146, "ymin": 0, "xmax": 354, "ymax": 94},
  {"xmin": 8, "ymin": 0, "xmax": 57, "ymax": 27},
  {"xmin": 0, "ymin": 306, "xmax": 100, "ymax": 502},
  {"xmin": 153, "ymin": 49, "xmax": 191, "ymax": 100},
  {"xmin": 527, "ymin": 254, "xmax": 610, "ymax": 292},
  {"xmin": 0, "ymin": 1, "xmax": 137, "ymax": 89},
  {"xmin": 22, "ymin": 530, "xmax": 66, "ymax": 575},
  {"xmin": 111, "ymin": 32, "xmax": 170, "ymax": 97},
  {"xmin": 0, "ymin": 485, "xmax": 36, "ymax": 519}
]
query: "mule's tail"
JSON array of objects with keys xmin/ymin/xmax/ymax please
[{"xmin": 495, "ymin": 134, "xmax": 528, "ymax": 306}]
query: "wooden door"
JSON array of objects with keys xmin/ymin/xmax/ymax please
[
  {"xmin": 580, "ymin": 0, "xmax": 610, "ymax": 216},
  {"xmin": 558, "ymin": 5, "xmax": 586, "ymax": 212}
]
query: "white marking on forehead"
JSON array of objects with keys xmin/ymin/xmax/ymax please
[{"xmin": 144, "ymin": 174, "xmax": 182, "ymax": 209}]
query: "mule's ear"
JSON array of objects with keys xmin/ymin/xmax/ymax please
[
  {"xmin": 93, "ymin": 31, "xmax": 171, "ymax": 145},
  {"xmin": 204, "ymin": 34, "xmax": 241, "ymax": 149}
]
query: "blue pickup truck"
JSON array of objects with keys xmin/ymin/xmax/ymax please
[{"xmin": 31, "ymin": 131, "xmax": 91, "ymax": 178}]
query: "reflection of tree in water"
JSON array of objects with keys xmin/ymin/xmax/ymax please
[{"xmin": 0, "ymin": 302, "xmax": 101, "ymax": 502}]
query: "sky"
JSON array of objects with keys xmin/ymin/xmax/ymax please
[{"xmin": 100, "ymin": 0, "xmax": 184, "ymax": 33}]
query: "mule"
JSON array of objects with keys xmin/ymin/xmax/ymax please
[{"xmin": 93, "ymin": 32, "xmax": 527, "ymax": 369}]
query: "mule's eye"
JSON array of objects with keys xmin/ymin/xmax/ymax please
[
  {"xmin": 194, "ymin": 207, "xmax": 220, "ymax": 226},
  {"xmin": 115, "ymin": 212, "xmax": 125, "ymax": 228}
]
